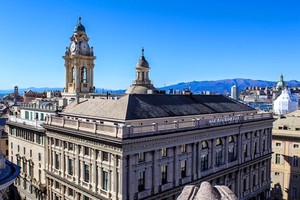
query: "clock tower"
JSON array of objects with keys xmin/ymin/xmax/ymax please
[{"xmin": 62, "ymin": 17, "xmax": 96, "ymax": 100}]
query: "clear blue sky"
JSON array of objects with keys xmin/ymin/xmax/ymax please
[{"xmin": 1, "ymin": 0, "xmax": 300, "ymax": 90}]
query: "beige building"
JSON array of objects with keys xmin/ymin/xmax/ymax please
[
  {"xmin": 271, "ymin": 110, "xmax": 300, "ymax": 200},
  {"xmin": 7, "ymin": 100, "xmax": 62, "ymax": 200}
]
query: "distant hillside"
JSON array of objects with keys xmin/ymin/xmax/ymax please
[
  {"xmin": 0, "ymin": 87, "xmax": 124, "ymax": 96},
  {"xmin": 158, "ymin": 79, "xmax": 300, "ymax": 94},
  {"xmin": 1, "ymin": 78, "xmax": 299, "ymax": 95}
]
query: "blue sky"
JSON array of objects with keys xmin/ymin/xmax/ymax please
[{"xmin": 0, "ymin": 0, "xmax": 300, "ymax": 90}]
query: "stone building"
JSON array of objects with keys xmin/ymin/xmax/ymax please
[
  {"xmin": 40, "ymin": 19, "xmax": 274, "ymax": 200},
  {"xmin": 271, "ymin": 110, "xmax": 300, "ymax": 200},
  {"xmin": 6, "ymin": 99, "xmax": 62, "ymax": 200}
]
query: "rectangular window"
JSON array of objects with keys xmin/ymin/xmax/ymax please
[
  {"xmin": 180, "ymin": 144, "xmax": 186, "ymax": 153},
  {"xmin": 228, "ymin": 148, "xmax": 235, "ymax": 162},
  {"xmin": 244, "ymin": 144, "xmax": 248, "ymax": 158},
  {"xmin": 39, "ymin": 170, "xmax": 41, "ymax": 182},
  {"xmin": 18, "ymin": 145, "xmax": 20, "ymax": 152},
  {"xmin": 138, "ymin": 171, "xmax": 145, "ymax": 192},
  {"xmin": 138, "ymin": 152, "xmax": 145, "ymax": 162},
  {"xmin": 243, "ymin": 178, "xmax": 247, "ymax": 192},
  {"xmin": 293, "ymin": 156, "xmax": 299, "ymax": 167},
  {"xmin": 275, "ymin": 154, "xmax": 281, "ymax": 164},
  {"xmin": 262, "ymin": 140, "xmax": 266, "ymax": 151},
  {"xmin": 55, "ymin": 139, "xmax": 59, "ymax": 147},
  {"xmin": 275, "ymin": 184, "xmax": 281, "ymax": 194},
  {"xmin": 30, "ymin": 150, "xmax": 32, "ymax": 157},
  {"xmin": 38, "ymin": 153, "xmax": 41, "ymax": 161},
  {"xmin": 161, "ymin": 148, "xmax": 167, "ymax": 157},
  {"xmin": 215, "ymin": 150, "xmax": 222, "ymax": 166},
  {"xmin": 84, "ymin": 164, "xmax": 90, "ymax": 182},
  {"xmin": 40, "ymin": 113, "xmax": 44, "ymax": 121},
  {"xmin": 275, "ymin": 172, "xmax": 280, "ymax": 176},
  {"xmin": 69, "ymin": 143, "xmax": 73, "ymax": 151},
  {"xmin": 23, "ymin": 147, "xmax": 26, "ymax": 154},
  {"xmin": 161, "ymin": 165, "xmax": 168, "ymax": 184},
  {"xmin": 83, "ymin": 196, "xmax": 89, "ymax": 200},
  {"xmin": 102, "ymin": 152, "xmax": 109, "ymax": 162},
  {"xmin": 68, "ymin": 158, "xmax": 73, "ymax": 175},
  {"xmin": 292, "ymin": 187, "xmax": 297, "ymax": 198},
  {"xmin": 254, "ymin": 141, "xmax": 258, "ymax": 154},
  {"xmin": 201, "ymin": 154, "xmax": 209, "ymax": 171},
  {"xmin": 84, "ymin": 147, "xmax": 89, "ymax": 156},
  {"xmin": 276, "ymin": 142, "xmax": 281, "ymax": 146},
  {"xmin": 10, "ymin": 142, "xmax": 13, "ymax": 149},
  {"xmin": 68, "ymin": 188, "xmax": 73, "ymax": 196},
  {"xmin": 28, "ymin": 164, "xmax": 33, "ymax": 177},
  {"xmin": 25, "ymin": 111, "xmax": 29, "ymax": 119},
  {"xmin": 181, "ymin": 160, "xmax": 186, "ymax": 178},
  {"xmin": 55, "ymin": 181, "xmax": 60, "ymax": 189},
  {"xmin": 252, "ymin": 174, "xmax": 256, "ymax": 187},
  {"xmin": 294, "ymin": 144, "xmax": 299, "ymax": 148},
  {"xmin": 55, "ymin": 154, "xmax": 60, "ymax": 169},
  {"xmin": 102, "ymin": 171, "xmax": 108, "ymax": 191}
]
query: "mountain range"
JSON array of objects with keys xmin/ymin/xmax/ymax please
[
  {"xmin": 1, "ymin": 78, "xmax": 299, "ymax": 96},
  {"xmin": 158, "ymin": 78, "xmax": 300, "ymax": 94}
]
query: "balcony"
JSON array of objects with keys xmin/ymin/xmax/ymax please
[
  {"xmin": 8, "ymin": 115, "xmax": 44, "ymax": 129},
  {"xmin": 45, "ymin": 112, "xmax": 273, "ymax": 139}
]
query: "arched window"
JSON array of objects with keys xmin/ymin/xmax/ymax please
[
  {"xmin": 202, "ymin": 141, "xmax": 208, "ymax": 149},
  {"xmin": 228, "ymin": 136, "xmax": 234, "ymax": 143},
  {"xmin": 81, "ymin": 67, "xmax": 87, "ymax": 83},
  {"xmin": 72, "ymin": 67, "xmax": 75, "ymax": 83},
  {"xmin": 216, "ymin": 138, "xmax": 222, "ymax": 146}
]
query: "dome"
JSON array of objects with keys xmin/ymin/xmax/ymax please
[
  {"xmin": 136, "ymin": 48, "xmax": 149, "ymax": 68},
  {"xmin": 74, "ymin": 17, "xmax": 86, "ymax": 33},
  {"xmin": 276, "ymin": 73, "xmax": 286, "ymax": 90}
]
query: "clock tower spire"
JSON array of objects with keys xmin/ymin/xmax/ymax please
[{"xmin": 62, "ymin": 17, "xmax": 96, "ymax": 101}]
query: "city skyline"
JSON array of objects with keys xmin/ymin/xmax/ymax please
[{"xmin": 1, "ymin": 0, "xmax": 300, "ymax": 90}]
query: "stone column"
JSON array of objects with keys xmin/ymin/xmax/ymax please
[
  {"xmin": 174, "ymin": 146, "xmax": 180, "ymax": 186},
  {"xmin": 61, "ymin": 146, "xmax": 65, "ymax": 178},
  {"xmin": 192, "ymin": 142, "xmax": 197, "ymax": 180},
  {"xmin": 224, "ymin": 137, "xmax": 228, "ymax": 165},
  {"xmin": 153, "ymin": 150, "xmax": 159, "ymax": 193},
  {"xmin": 211, "ymin": 139, "xmax": 215, "ymax": 168},
  {"xmin": 92, "ymin": 149, "xmax": 97, "ymax": 192},
  {"xmin": 75, "ymin": 145, "xmax": 80, "ymax": 184},
  {"xmin": 65, "ymin": 66, "xmax": 68, "ymax": 91}
]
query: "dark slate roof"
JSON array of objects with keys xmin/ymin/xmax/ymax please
[{"xmin": 63, "ymin": 94, "xmax": 254, "ymax": 121}]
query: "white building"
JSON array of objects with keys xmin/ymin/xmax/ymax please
[
  {"xmin": 231, "ymin": 85, "xmax": 238, "ymax": 100},
  {"xmin": 273, "ymin": 88, "xmax": 298, "ymax": 115},
  {"xmin": 6, "ymin": 99, "xmax": 62, "ymax": 200}
]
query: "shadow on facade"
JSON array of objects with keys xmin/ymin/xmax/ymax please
[{"xmin": 271, "ymin": 155, "xmax": 295, "ymax": 200}]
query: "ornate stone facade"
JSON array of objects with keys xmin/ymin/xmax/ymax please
[
  {"xmin": 43, "ymin": 107, "xmax": 274, "ymax": 200},
  {"xmin": 62, "ymin": 18, "xmax": 96, "ymax": 101}
]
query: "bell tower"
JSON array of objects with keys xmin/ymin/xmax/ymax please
[{"xmin": 62, "ymin": 17, "xmax": 96, "ymax": 99}]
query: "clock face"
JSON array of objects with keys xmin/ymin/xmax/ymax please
[
  {"xmin": 70, "ymin": 42, "xmax": 76, "ymax": 52},
  {"xmin": 80, "ymin": 41, "xmax": 88, "ymax": 51}
]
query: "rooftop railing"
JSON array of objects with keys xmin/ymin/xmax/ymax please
[
  {"xmin": 8, "ymin": 115, "xmax": 44, "ymax": 129},
  {"xmin": 45, "ymin": 112, "xmax": 273, "ymax": 139}
]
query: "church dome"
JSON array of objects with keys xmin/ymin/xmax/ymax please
[
  {"xmin": 136, "ymin": 48, "xmax": 149, "ymax": 68},
  {"xmin": 74, "ymin": 17, "xmax": 86, "ymax": 32},
  {"xmin": 276, "ymin": 73, "xmax": 286, "ymax": 90}
]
